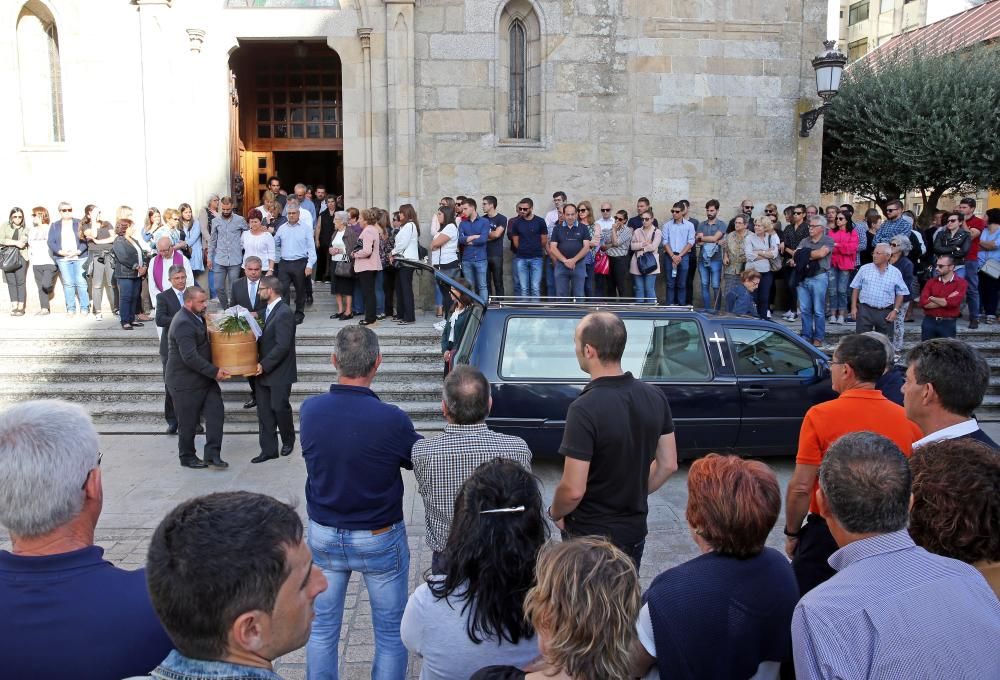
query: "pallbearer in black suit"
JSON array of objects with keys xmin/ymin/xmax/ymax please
[
  {"xmin": 165, "ymin": 287, "xmax": 231, "ymax": 469},
  {"xmin": 251, "ymin": 275, "xmax": 298, "ymax": 463},
  {"xmin": 231, "ymin": 256, "xmax": 268, "ymax": 409},
  {"xmin": 155, "ymin": 266, "xmax": 188, "ymax": 434}
]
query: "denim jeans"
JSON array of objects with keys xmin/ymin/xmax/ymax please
[
  {"xmin": 754, "ymin": 271, "xmax": 774, "ymax": 319},
  {"xmin": 207, "ymin": 268, "xmax": 217, "ymax": 299},
  {"xmin": 543, "ymin": 257, "xmax": 557, "ymax": 297},
  {"xmin": 463, "ymin": 258, "xmax": 489, "ymax": 300},
  {"xmin": 584, "ymin": 261, "xmax": 595, "ymax": 297},
  {"xmin": 698, "ymin": 258, "xmax": 722, "ymax": 309},
  {"xmin": 633, "ymin": 273, "xmax": 657, "ymax": 303},
  {"xmin": 798, "ymin": 274, "xmax": 829, "ymax": 342},
  {"xmin": 211, "ymin": 262, "xmax": 242, "ymax": 308},
  {"xmin": 307, "ymin": 520, "xmax": 409, "ymax": 680},
  {"xmin": 963, "ymin": 258, "xmax": 980, "ymax": 320},
  {"xmin": 921, "ymin": 316, "xmax": 957, "ymax": 340},
  {"xmin": 829, "ymin": 268, "xmax": 852, "ymax": 312},
  {"xmin": 353, "ymin": 278, "xmax": 364, "ymax": 314},
  {"xmin": 554, "ymin": 260, "xmax": 586, "ymax": 298},
  {"xmin": 375, "ymin": 269, "xmax": 385, "ymax": 316},
  {"xmin": 117, "ymin": 277, "xmax": 139, "ymax": 326},
  {"xmin": 514, "ymin": 257, "xmax": 543, "ymax": 300},
  {"xmin": 56, "ymin": 259, "xmax": 90, "ymax": 313},
  {"xmin": 662, "ymin": 254, "xmax": 689, "ymax": 305}
]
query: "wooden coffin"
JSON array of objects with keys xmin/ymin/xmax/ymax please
[{"xmin": 209, "ymin": 329, "xmax": 258, "ymax": 376}]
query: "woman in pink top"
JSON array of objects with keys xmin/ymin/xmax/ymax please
[
  {"xmin": 629, "ymin": 212, "xmax": 662, "ymax": 304},
  {"xmin": 352, "ymin": 207, "xmax": 382, "ymax": 325},
  {"xmin": 828, "ymin": 212, "xmax": 859, "ymax": 325}
]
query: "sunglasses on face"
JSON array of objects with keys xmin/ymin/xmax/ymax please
[
  {"xmin": 670, "ymin": 209, "xmax": 681, "ymax": 213},
  {"xmin": 579, "ymin": 208, "xmax": 589, "ymax": 213},
  {"xmin": 947, "ymin": 218, "xmax": 960, "ymax": 223},
  {"xmin": 743, "ymin": 206, "xmax": 753, "ymax": 211},
  {"xmin": 643, "ymin": 217, "xmax": 653, "ymax": 222},
  {"xmin": 61, "ymin": 208, "xmax": 73, "ymax": 213},
  {"xmin": 764, "ymin": 210, "xmax": 775, "ymax": 214},
  {"xmin": 793, "ymin": 211, "xmax": 804, "ymax": 215},
  {"xmin": 614, "ymin": 217, "xmax": 624, "ymax": 222},
  {"xmin": 601, "ymin": 208, "xmax": 611, "ymax": 212},
  {"xmin": 517, "ymin": 207, "xmax": 529, "ymax": 212}
]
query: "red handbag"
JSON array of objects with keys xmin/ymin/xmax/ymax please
[{"xmin": 594, "ymin": 250, "xmax": 610, "ymax": 275}]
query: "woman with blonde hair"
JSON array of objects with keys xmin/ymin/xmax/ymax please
[
  {"xmin": 82, "ymin": 205, "xmax": 116, "ymax": 320},
  {"xmin": 352, "ymin": 207, "xmax": 382, "ymax": 326},
  {"xmin": 577, "ymin": 200, "xmax": 599, "ymax": 296},
  {"xmin": 328, "ymin": 210, "xmax": 357, "ymax": 320},
  {"xmin": 471, "ymin": 537, "xmax": 641, "ymax": 680}
]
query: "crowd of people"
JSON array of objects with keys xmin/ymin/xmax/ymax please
[{"xmin": 1, "ymin": 311, "xmax": 998, "ymax": 680}]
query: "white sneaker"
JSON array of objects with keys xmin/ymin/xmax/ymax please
[
  {"xmin": 781, "ymin": 311, "xmax": 793, "ymax": 321},
  {"xmin": 827, "ymin": 315, "xmax": 837, "ymax": 325},
  {"xmin": 837, "ymin": 314, "xmax": 845, "ymax": 325},
  {"xmin": 766, "ymin": 310, "xmax": 772, "ymax": 319}
]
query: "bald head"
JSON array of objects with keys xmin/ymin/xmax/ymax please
[
  {"xmin": 577, "ymin": 312, "xmax": 627, "ymax": 364},
  {"xmin": 156, "ymin": 237, "xmax": 174, "ymax": 256}
]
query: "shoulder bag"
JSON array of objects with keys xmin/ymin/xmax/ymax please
[
  {"xmin": 981, "ymin": 258, "xmax": 1000, "ymax": 279},
  {"xmin": 636, "ymin": 228, "xmax": 659, "ymax": 275},
  {"xmin": 1, "ymin": 227, "xmax": 25, "ymax": 273},
  {"xmin": 768, "ymin": 235, "xmax": 783, "ymax": 272}
]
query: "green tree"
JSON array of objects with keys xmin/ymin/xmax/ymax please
[{"xmin": 821, "ymin": 42, "xmax": 1000, "ymax": 224}]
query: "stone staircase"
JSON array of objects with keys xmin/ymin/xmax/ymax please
[{"xmin": 0, "ymin": 305, "xmax": 447, "ymax": 434}]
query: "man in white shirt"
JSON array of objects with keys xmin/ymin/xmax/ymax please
[
  {"xmin": 903, "ymin": 338, "xmax": 998, "ymax": 449},
  {"xmin": 283, "ymin": 183, "xmax": 316, "ymax": 228}
]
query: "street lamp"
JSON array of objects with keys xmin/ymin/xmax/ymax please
[{"xmin": 800, "ymin": 40, "xmax": 848, "ymax": 137}]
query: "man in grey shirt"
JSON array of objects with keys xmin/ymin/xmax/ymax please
[
  {"xmin": 206, "ymin": 196, "xmax": 248, "ymax": 308},
  {"xmin": 696, "ymin": 199, "xmax": 727, "ymax": 309},
  {"xmin": 796, "ymin": 216, "xmax": 835, "ymax": 347}
]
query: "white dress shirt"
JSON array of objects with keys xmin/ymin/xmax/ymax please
[{"xmin": 912, "ymin": 418, "xmax": 980, "ymax": 448}]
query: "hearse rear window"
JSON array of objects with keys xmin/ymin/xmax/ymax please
[{"xmin": 499, "ymin": 316, "xmax": 711, "ymax": 381}]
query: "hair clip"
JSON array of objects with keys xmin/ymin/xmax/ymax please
[{"xmin": 480, "ymin": 505, "xmax": 526, "ymax": 515}]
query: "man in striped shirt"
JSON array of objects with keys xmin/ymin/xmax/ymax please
[{"xmin": 792, "ymin": 432, "xmax": 1000, "ymax": 679}]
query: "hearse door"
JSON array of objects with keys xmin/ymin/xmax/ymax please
[{"xmin": 725, "ymin": 325, "xmax": 832, "ymax": 456}]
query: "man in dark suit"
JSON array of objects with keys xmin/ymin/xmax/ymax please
[
  {"xmin": 155, "ymin": 266, "xmax": 187, "ymax": 434},
  {"xmin": 166, "ymin": 287, "xmax": 231, "ymax": 469},
  {"xmin": 251, "ymin": 275, "xmax": 297, "ymax": 463},
  {"xmin": 230, "ymin": 257, "xmax": 268, "ymax": 409}
]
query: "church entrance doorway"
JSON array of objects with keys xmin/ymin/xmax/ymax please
[{"xmin": 230, "ymin": 41, "xmax": 344, "ymax": 213}]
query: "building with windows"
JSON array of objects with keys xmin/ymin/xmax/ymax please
[
  {"xmin": 2, "ymin": 0, "xmax": 828, "ymax": 222},
  {"xmin": 839, "ymin": 0, "xmax": 983, "ymax": 62}
]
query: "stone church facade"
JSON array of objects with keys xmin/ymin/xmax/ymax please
[{"xmin": 3, "ymin": 0, "xmax": 827, "ymax": 222}]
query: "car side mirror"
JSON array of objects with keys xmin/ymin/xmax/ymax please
[{"xmin": 815, "ymin": 358, "xmax": 829, "ymax": 377}]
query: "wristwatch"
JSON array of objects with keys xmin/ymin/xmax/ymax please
[
  {"xmin": 783, "ymin": 526, "xmax": 801, "ymax": 538},
  {"xmin": 546, "ymin": 505, "xmax": 561, "ymax": 522}
]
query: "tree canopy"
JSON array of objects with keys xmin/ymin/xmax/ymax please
[{"xmin": 821, "ymin": 41, "xmax": 1000, "ymax": 220}]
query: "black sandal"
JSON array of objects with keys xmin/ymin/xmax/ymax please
[{"xmin": 122, "ymin": 323, "xmax": 134, "ymax": 331}]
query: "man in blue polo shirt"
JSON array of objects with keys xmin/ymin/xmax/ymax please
[
  {"xmin": 549, "ymin": 203, "xmax": 592, "ymax": 299},
  {"xmin": 301, "ymin": 325, "xmax": 421, "ymax": 679},
  {"xmin": 0, "ymin": 400, "xmax": 174, "ymax": 680},
  {"xmin": 458, "ymin": 197, "xmax": 491, "ymax": 301},
  {"xmin": 508, "ymin": 197, "xmax": 549, "ymax": 300}
]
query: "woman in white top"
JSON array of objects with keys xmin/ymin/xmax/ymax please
[
  {"xmin": 430, "ymin": 197, "xmax": 457, "ymax": 316},
  {"xmin": 328, "ymin": 210, "xmax": 357, "ymax": 320},
  {"xmin": 241, "ymin": 210, "xmax": 275, "ymax": 274},
  {"xmin": 401, "ymin": 459, "xmax": 544, "ymax": 680},
  {"xmin": 744, "ymin": 216, "xmax": 780, "ymax": 320},
  {"xmin": 28, "ymin": 207, "xmax": 57, "ymax": 314},
  {"xmin": 431, "ymin": 204, "xmax": 461, "ymax": 316},
  {"xmin": 391, "ymin": 203, "xmax": 421, "ymax": 324}
]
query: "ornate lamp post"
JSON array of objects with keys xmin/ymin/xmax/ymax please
[{"xmin": 800, "ymin": 40, "xmax": 848, "ymax": 137}]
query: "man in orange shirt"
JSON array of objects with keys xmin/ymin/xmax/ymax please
[{"xmin": 784, "ymin": 333, "xmax": 922, "ymax": 596}]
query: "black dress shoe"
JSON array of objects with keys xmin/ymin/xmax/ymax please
[
  {"xmin": 243, "ymin": 397, "xmax": 257, "ymax": 409},
  {"xmin": 180, "ymin": 458, "xmax": 208, "ymax": 469},
  {"xmin": 196, "ymin": 424, "xmax": 205, "ymax": 434},
  {"xmin": 280, "ymin": 441, "xmax": 295, "ymax": 456},
  {"xmin": 307, "ymin": 296, "xmax": 314, "ymax": 305},
  {"xmin": 165, "ymin": 424, "xmax": 178, "ymax": 435},
  {"xmin": 251, "ymin": 453, "xmax": 278, "ymax": 464},
  {"xmin": 295, "ymin": 317, "xmax": 304, "ymax": 325},
  {"xmin": 206, "ymin": 458, "xmax": 229, "ymax": 469}
]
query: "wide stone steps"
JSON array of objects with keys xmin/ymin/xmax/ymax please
[{"xmin": 0, "ymin": 363, "xmax": 444, "ymax": 383}]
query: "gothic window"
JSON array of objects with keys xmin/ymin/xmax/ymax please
[
  {"xmin": 17, "ymin": 1, "xmax": 64, "ymax": 144},
  {"xmin": 498, "ymin": 1, "xmax": 541, "ymax": 143}
]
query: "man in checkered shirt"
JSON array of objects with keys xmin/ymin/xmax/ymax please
[{"xmin": 412, "ymin": 365, "xmax": 532, "ymax": 574}]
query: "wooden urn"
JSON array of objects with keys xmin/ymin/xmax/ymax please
[{"xmin": 209, "ymin": 329, "xmax": 259, "ymax": 376}]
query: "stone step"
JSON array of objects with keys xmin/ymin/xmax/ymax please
[
  {"xmin": 0, "ymin": 381, "xmax": 443, "ymax": 404},
  {"xmin": 93, "ymin": 422, "xmax": 448, "ymax": 436},
  {"xmin": 0, "ymin": 331, "xmax": 439, "ymax": 349},
  {"xmin": 0, "ymin": 363, "xmax": 445, "ymax": 383}
]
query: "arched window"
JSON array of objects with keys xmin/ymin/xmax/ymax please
[
  {"xmin": 497, "ymin": 1, "xmax": 541, "ymax": 143},
  {"xmin": 17, "ymin": 1, "xmax": 65, "ymax": 144},
  {"xmin": 508, "ymin": 19, "xmax": 527, "ymax": 138}
]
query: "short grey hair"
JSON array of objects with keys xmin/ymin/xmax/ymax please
[
  {"xmin": 334, "ymin": 326, "xmax": 380, "ymax": 378},
  {"xmin": 443, "ymin": 365, "xmax": 490, "ymax": 425},
  {"xmin": 244, "ymin": 256, "xmax": 262, "ymax": 268},
  {"xmin": 334, "ymin": 210, "xmax": 348, "ymax": 223},
  {"xmin": 294, "ymin": 183, "xmax": 307, "ymax": 192},
  {"xmin": 862, "ymin": 331, "xmax": 894, "ymax": 369},
  {"xmin": 0, "ymin": 400, "xmax": 100, "ymax": 537},
  {"xmin": 819, "ymin": 432, "xmax": 911, "ymax": 534},
  {"xmin": 286, "ymin": 198, "xmax": 300, "ymax": 210},
  {"xmin": 873, "ymin": 242, "xmax": 892, "ymax": 256},
  {"xmin": 889, "ymin": 235, "xmax": 911, "ymax": 254},
  {"xmin": 808, "ymin": 216, "xmax": 825, "ymax": 229},
  {"xmin": 168, "ymin": 265, "xmax": 186, "ymax": 278}
]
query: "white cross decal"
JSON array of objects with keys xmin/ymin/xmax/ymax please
[{"xmin": 708, "ymin": 332, "xmax": 727, "ymax": 367}]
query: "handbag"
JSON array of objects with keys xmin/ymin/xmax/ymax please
[
  {"xmin": 594, "ymin": 249, "xmax": 610, "ymax": 276},
  {"xmin": 334, "ymin": 259, "xmax": 354, "ymax": 278},
  {"xmin": 981, "ymin": 258, "xmax": 1000, "ymax": 279},
  {"xmin": 637, "ymin": 251, "xmax": 658, "ymax": 276},
  {"xmin": 767, "ymin": 235, "xmax": 783, "ymax": 272},
  {"xmin": 0, "ymin": 228, "xmax": 24, "ymax": 273}
]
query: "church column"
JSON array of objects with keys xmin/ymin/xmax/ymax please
[
  {"xmin": 134, "ymin": 0, "xmax": 174, "ymax": 207},
  {"xmin": 385, "ymin": 0, "xmax": 416, "ymax": 209},
  {"xmin": 358, "ymin": 27, "xmax": 374, "ymax": 206}
]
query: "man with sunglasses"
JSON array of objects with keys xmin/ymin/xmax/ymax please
[
  {"xmin": 0, "ymin": 401, "xmax": 173, "ymax": 679},
  {"xmin": 508, "ymin": 198, "xmax": 548, "ymax": 300},
  {"xmin": 873, "ymin": 199, "xmax": 913, "ymax": 245},
  {"xmin": 919, "ymin": 254, "xmax": 967, "ymax": 340},
  {"xmin": 728, "ymin": 199, "xmax": 755, "ymax": 232}
]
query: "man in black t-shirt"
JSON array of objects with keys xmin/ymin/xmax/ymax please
[
  {"xmin": 482, "ymin": 195, "xmax": 507, "ymax": 297},
  {"xmin": 547, "ymin": 312, "xmax": 678, "ymax": 568}
]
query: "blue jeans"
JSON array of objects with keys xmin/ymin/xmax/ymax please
[
  {"xmin": 515, "ymin": 257, "xmax": 543, "ymax": 300},
  {"xmin": 117, "ymin": 277, "xmax": 139, "ymax": 325},
  {"xmin": 212, "ymin": 262, "xmax": 242, "ymax": 308},
  {"xmin": 554, "ymin": 261, "xmax": 586, "ymax": 298},
  {"xmin": 963, "ymin": 258, "xmax": 980, "ymax": 320},
  {"xmin": 633, "ymin": 273, "xmax": 657, "ymax": 303},
  {"xmin": 829, "ymin": 268, "xmax": 852, "ymax": 312},
  {"xmin": 698, "ymin": 258, "xmax": 722, "ymax": 309},
  {"xmin": 544, "ymin": 257, "xmax": 557, "ymax": 297},
  {"xmin": 798, "ymin": 274, "xmax": 829, "ymax": 341},
  {"xmin": 662, "ymin": 254, "xmax": 689, "ymax": 305},
  {"xmin": 56, "ymin": 259, "xmax": 90, "ymax": 313},
  {"xmin": 307, "ymin": 520, "xmax": 409, "ymax": 680},
  {"xmin": 352, "ymin": 279, "xmax": 364, "ymax": 314},
  {"xmin": 375, "ymin": 269, "xmax": 385, "ymax": 315},
  {"xmin": 207, "ymin": 269, "xmax": 217, "ymax": 299},
  {"xmin": 584, "ymin": 261, "xmax": 595, "ymax": 297},
  {"xmin": 463, "ymin": 258, "xmax": 489, "ymax": 300}
]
